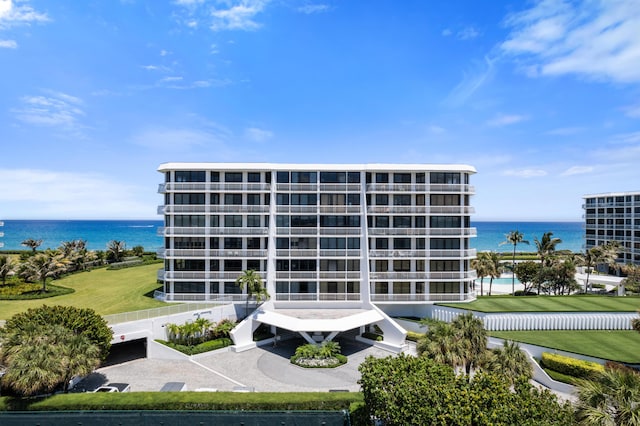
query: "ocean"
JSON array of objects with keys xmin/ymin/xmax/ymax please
[{"xmin": 0, "ymin": 220, "xmax": 584, "ymax": 253}]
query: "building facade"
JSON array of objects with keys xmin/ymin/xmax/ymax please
[
  {"xmin": 157, "ymin": 163, "xmax": 476, "ymax": 350},
  {"xmin": 583, "ymin": 191, "xmax": 640, "ymax": 266}
]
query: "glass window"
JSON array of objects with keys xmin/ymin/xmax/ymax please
[
  {"xmin": 291, "ymin": 215, "xmax": 317, "ymax": 227},
  {"xmin": 393, "ymin": 195, "xmax": 411, "ymax": 205},
  {"xmin": 393, "ymin": 216, "xmax": 411, "ymax": 228},
  {"xmin": 376, "ymin": 238, "xmax": 389, "ymax": 249},
  {"xmin": 320, "ymin": 172, "xmax": 346, "ymax": 183},
  {"xmin": 393, "ymin": 260, "xmax": 410, "ymax": 271},
  {"xmin": 225, "ymin": 194, "xmax": 242, "ymax": 205},
  {"xmin": 375, "ymin": 260, "xmax": 388, "ymax": 271},
  {"xmin": 276, "ymin": 215, "xmax": 290, "ymax": 227},
  {"xmin": 175, "ymin": 171, "xmax": 205, "ymax": 182},
  {"xmin": 277, "ymin": 260, "xmax": 290, "ymax": 271},
  {"xmin": 210, "ymin": 171, "xmax": 220, "ymax": 182},
  {"xmin": 224, "ymin": 238, "xmax": 242, "ymax": 249},
  {"xmin": 375, "ymin": 194, "xmax": 389, "ymax": 205},
  {"xmin": 224, "ymin": 281, "xmax": 242, "ymax": 294},
  {"xmin": 375, "ymin": 216, "xmax": 389, "ymax": 228},
  {"xmin": 416, "ymin": 173, "xmax": 425, "ymax": 183},
  {"xmin": 210, "ymin": 193, "xmax": 220, "ymax": 204},
  {"xmin": 431, "ymin": 194, "xmax": 460, "ymax": 206},
  {"xmin": 320, "ymin": 238, "xmax": 346, "ymax": 249},
  {"xmin": 246, "ymin": 259, "xmax": 261, "ymax": 271},
  {"xmin": 225, "ymin": 172, "xmax": 242, "ymax": 182},
  {"xmin": 291, "ymin": 171, "xmax": 317, "ymax": 183},
  {"xmin": 375, "ymin": 173, "xmax": 389, "ymax": 183},
  {"xmin": 247, "ymin": 172, "xmax": 261, "ymax": 182},
  {"xmin": 430, "ymin": 172, "xmax": 460, "ymax": 184},
  {"xmin": 415, "ymin": 216, "xmax": 426, "ymax": 228},
  {"xmin": 247, "ymin": 193, "xmax": 261, "ymax": 205},
  {"xmin": 174, "ymin": 193, "xmax": 205, "ymax": 205},
  {"xmin": 276, "ymin": 193, "xmax": 289, "ymax": 205},
  {"xmin": 174, "ymin": 282, "xmax": 205, "ymax": 294},
  {"xmin": 247, "ymin": 238, "xmax": 261, "ymax": 249},
  {"xmin": 393, "ymin": 238, "xmax": 411, "ymax": 249},
  {"xmin": 224, "ymin": 260, "xmax": 242, "ymax": 271},
  {"xmin": 431, "ymin": 239, "xmax": 461, "ymax": 249},
  {"xmin": 347, "ymin": 238, "xmax": 360, "ymax": 249},
  {"xmin": 174, "ymin": 215, "xmax": 205, "ymax": 227},
  {"xmin": 374, "ymin": 282, "xmax": 388, "ymax": 294},
  {"xmin": 430, "ymin": 216, "xmax": 461, "ymax": 228},
  {"xmin": 291, "ymin": 193, "xmax": 317, "ymax": 205},
  {"xmin": 224, "ymin": 215, "xmax": 242, "ymax": 227},
  {"xmin": 277, "ymin": 171, "xmax": 289, "ymax": 183},
  {"xmin": 276, "ymin": 238, "xmax": 289, "ymax": 249},
  {"xmin": 247, "ymin": 215, "xmax": 261, "ymax": 227},
  {"xmin": 348, "ymin": 172, "xmax": 361, "ymax": 183},
  {"xmin": 393, "ymin": 173, "xmax": 411, "ymax": 183},
  {"xmin": 347, "ymin": 194, "xmax": 360, "ymax": 205}
]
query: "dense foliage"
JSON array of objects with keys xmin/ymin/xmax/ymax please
[
  {"xmin": 290, "ymin": 342, "xmax": 346, "ymax": 368},
  {"xmin": 541, "ymin": 352, "xmax": 605, "ymax": 380},
  {"xmin": 358, "ymin": 354, "xmax": 574, "ymax": 425}
]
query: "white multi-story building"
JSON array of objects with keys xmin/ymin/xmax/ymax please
[
  {"xmin": 583, "ymin": 191, "xmax": 640, "ymax": 266},
  {"xmin": 157, "ymin": 163, "xmax": 477, "ymax": 351}
]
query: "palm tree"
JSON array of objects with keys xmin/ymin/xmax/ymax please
[
  {"xmin": 575, "ymin": 366, "xmax": 640, "ymax": 425},
  {"xmin": 486, "ymin": 251, "xmax": 503, "ymax": 296},
  {"xmin": 485, "ymin": 340, "xmax": 532, "ymax": 386},
  {"xmin": 236, "ymin": 269, "xmax": 269, "ymax": 318},
  {"xmin": 471, "ymin": 252, "xmax": 492, "ymax": 296},
  {"xmin": 417, "ymin": 321, "xmax": 465, "ymax": 372},
  {"xmin": 500, "ymin": 230, "xmax": 530, "ymax": 295},
  {"xmin": 21, "ymin": 238, "xmax": 43, "ymax": 254},
  {"xmin": 106, "ymin": 240, "xmax": 127, "ymax": 263},
  {"xmin": 0, "ymin": 254, "xmax": 16, "ymax": 285},
  {"xmin": 59, "ymin": 332, "xmax": 101, "ymax": 392},
  {"xmin": 451, "ymin": 312, "xmax": 487, "ymax": 374},
  {"xmin": 632, "ymin": 312, "xmax": 639, "ymax": 334},
  {"xmin": 534, "ymin": 232, "xmax": 562, "ymax": 267},
  {"xmin": 19, "ymin": 250, "xmax": 68, "ymax": 292},
  {"xmin": 579, "ymin": 241, "xmax": 622, "ymax": 293}
]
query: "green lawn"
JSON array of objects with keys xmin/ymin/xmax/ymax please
[
  {"xmin": 491, "ymin": 330, "xmax": 640, "ymax": 364},
  {"xmin": 0, "ymin": 263, "xmax": 167, "ymax": 320},
  {"xmin": 439, "ymin": 295, "xmax": 640, "ymax": 313}
]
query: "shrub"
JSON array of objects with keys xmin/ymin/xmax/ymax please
[
  {"xmin": 541, "ymin": 352, "xmax": 604, "ymax": 380},
  {"xmin": 155, "ymin": 338, "xmax": 232, "ymax": 355},
  {"xmin": 405, "ymin": 331, "xmax": 424, "ymax": 342},
  {"xmin": 361, "ymin": 332, "xmax": 382, "ymax": 341},
  {"xmin": 290, "ymin": 342, "xmax": 347, "ymax": 368}
]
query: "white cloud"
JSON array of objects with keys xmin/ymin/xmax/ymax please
[
  {"xmin": 610, "ymin": 131, "xmax": 640, "ymax": 144},
  {"xmin": 560, "ymin": 165, "xmax": 594, "ymax": 176},
  {"xmin": 0, "ymin": 169, "xmax": 154, "ymax": 219},
  {"xmin": 503, "ymin": 168, "xmax": 547, "ymax": 178},
  {"xmin": 457, "ymin": 26, "xmax": 480, "ymax": 40},
  {"xmin": 545, "ymin": 126, "xmax": 585, "ymax": 135},
  {"xmin": 12, "ymin": 91, "xmax": 85, "ymax": 132},
  {"xmin": 486, "ymin": 113, "xmax": 529, "ymax": 127},
  {"xmin": 131, "ymin": 126, "xmax": 231, "ymax": 151},
  {"xmin": 297, "ymin": 4, "xmax": 330, "ymax": 15},
  {"xmin": 245, "ymin": 127, "xmax": 273, "ymax": 142},
  {"xmin": 0, "ymin": 0, "xmax": 49, "ymax": 29},
  {"xmin": 501, "ymin": 0, "xmax": 640, "ymax": 83},
  {"xmin": 441, "ymin": 28, "xmax": 452, "ymax": 37},
  {"xmin": 428, "ymin": 125, "xmax": 446, "ymax": 134},
  {"xmin": 443, "ymin": 55, "xmax": 496, "ymax": 107},
  {"xmin": 0, "ymin": 38, "xmax": 16, "ymax": 48},
  {"xmin": 210, "ymin": 1, "xmax": 269, "ymax": 31}
]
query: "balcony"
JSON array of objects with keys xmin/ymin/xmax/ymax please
[
  {"xmin": 159, "ymin": 182, "xmax": 270, "ymax": 192},
  {"xmin": 366, "ymin": 183, "xmax": 475, "ymax": 193},
  {"xmin": 275, "ymin": 249, "xmax": 361, "ymax": 257},
  {"xmin": 370, "ymin": 292, "xmax": 475, "ymax": 303},
  {"xmin": 367, "ymin": 227, "xmax": 477, "ymax": 237},
  {"xmin": 368, "ymin": 249, "xmax": 476, "ymax": 258},
  {"xmin": 158, "ymin": 226, "xmax": 268, "ymax": 236},
  {"xmin": 160, "ymin": 271, "xmax": 266, "ymax": 280},
  {"xmin": 158, "ymin": 248, "xmax": 267, "ymax": 258},
  {"xmin": 275, "ymin": 227, "xmax": 362, "ymax": 236},
  {"xmin": 369, "ymin": 271, "xmax": 477, "ymax": 280},
  {"xmin": 275, "ymin": 271, "xmax": 361, "ymax": 280},
  {"xmin": 275, "ymin": 293, "xmax": 361, "ymax": 302},
  {"xmin": 366, "ymin": 206, "xmax": 475, "ymax": 214}
]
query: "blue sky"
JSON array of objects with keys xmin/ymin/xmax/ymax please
[{"xmin": 1, "ymin": 0, "xmax": 639, "ymax": 221}]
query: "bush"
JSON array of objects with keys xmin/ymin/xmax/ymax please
[
  {"xmin": 156, "ymin": 338, "xmax": 232, "ymax": 355},
  {"xmin": 361, "ymin": 332, "xmax": 382, "ymax": 341},
  {"xmin": 405, "ymin": 331, "xmax": 424, "ymax": 342},
  {"xmin": 290, "ymin": 342, "xmax": 346, "ymax": 368},
  {"xmin": 541, "ymin": 352, "xmax": 604, "ymax": 380}
]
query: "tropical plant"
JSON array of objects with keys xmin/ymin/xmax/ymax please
[
  {"xmin": 514, "ymin": 260, "xmax": 541, "ymax": 294},
  {"xmin": 621, "ymin": 263, "xmax": 640, "ymax": 294},
  {"xmin": 21, "ymin": 238, "xmax": 43, "ymax": 254},
  {"xmin": 574, "ymin": 365, "xmax": 640, "ymax": 425},
  {"xmin": 212, "ymin": 319, "xmax": 236, "ymax": 338},
  {"xmin": 485, "ymin": 251, "xmax": 503, "ymax": 296},
  {"xmin": 0, "ymin": 254, "xmax": 17, "ymax": 285},
  {"xmin": 632, "ymin": 311, "xmax": 640, "ymax": 334},
  {"xmin": 106, "ymin": 240, "xmax": 127, "ymax": 263},
  {"xmin": 131, "ymin": 245, "xmax": 145, "ymax": 257},
  {"xmin": 534, "ymin": 232, "xmax": 563, "ymax": 267},
  {"xmin": 19, "ymin": 250, "xmax": 69, "ymax": 292},
  {"xmin": 500, "ymin": 230, "xmax": 530, "ymax": 295},
  {"xmin": 235, "ymin": 269, "xmax": 269, "ymax": 318},
  {"xmin": 471, "ymin": 251, "xmax": 492, "ymax": 296},
  {"xmin": 452, "ymin": 312, "xmax": 487, "ymax": 375},
  {"xmin": 485, "ymin": 340, "xmax": 532, "ymax": 386},
  {"xmin": 579, "ymin": 241, "xmax": 622, "ymax": 293}
]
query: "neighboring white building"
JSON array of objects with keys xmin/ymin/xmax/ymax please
[
  {"xmin": 583, "ymin": 191, "xmax": 640, "ymax": 266},
  {"xmin": 157, "ymin": 163, "xmax": 477, "ymax": 351}
]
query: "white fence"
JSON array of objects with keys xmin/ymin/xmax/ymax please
[
  {"xmin": 431, "ymin": 306, "xmax": 638, "ymax": 331},
  {"xmin": 103, "ymin": 302, "xmax": 224, "ymax": 324}
]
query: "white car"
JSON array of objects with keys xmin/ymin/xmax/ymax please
[{"xmin": 93, "ymin": 383, "xmax": 130, "ymax": 393}]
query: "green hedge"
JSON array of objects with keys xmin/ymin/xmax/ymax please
[
  {"xmin": 405, "ymin": 331, "xmax": 424, "ymax": 342},
  {"xmin": 290, "ymin": 354, "xmax": 348, "ymax": 369},
  {"xmin": 8, "ymin": 392, "xmax": 363, "ymax": 412},
  {"xmin": 541, "ymin": 352, "xmax": 604, "ymax": 380},
  {"xmin": 155, "ymin": 338, "xmax": 232, "ymax": 355},
  {"xmin": 361, "ymin": 332, "xmax": 382, "ymax": 341},
  {"xmin": 0, "ymin": 283, "xmax": 75, "ymax": 300}
]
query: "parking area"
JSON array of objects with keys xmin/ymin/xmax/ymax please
[{"xmin": 76, "ymin": 337, "xmax": 392, "ymax": 393}]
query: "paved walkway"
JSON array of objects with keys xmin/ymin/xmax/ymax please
[{"xmin": 78, "ymin": 338, "xmax": 391, "ymax": 393}]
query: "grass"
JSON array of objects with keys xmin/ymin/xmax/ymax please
[
  {"xmin": 0, "ymin": 263, "xmax": 167, "ymax": 320},
  {"xmin": 438, "ymin": 295, "xmax": 640, "ymax": 313},
  {"xmin": 490, "ymin": 330, "xmax": 640, "ymax": 364}
]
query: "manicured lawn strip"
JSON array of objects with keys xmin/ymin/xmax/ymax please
[
  {"xmin": 438, "ymin": 295, "xmax": 640, "ymax": 313},
  {"xmin": 0, "ymin": 263, "xmax": 167, "ymax": 319},
  {"xmin": 490, "ymin": 330, "xmax": 640, "ymax": 364},
  {"xmin": 7, "ymin": 392, "xmax": 363, "ymax": 411}
]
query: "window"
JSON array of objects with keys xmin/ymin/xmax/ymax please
[
  {"xmin": 347, "ymin": 259, "xmax": 360, "ymax": 271},
  {"xmin": 276, "ymin": 238, "xmax": 289, "ymax": 249},
  {"xmin": 374, "ymin": 282, "xmax": 388, "ymax": 294},
  {"xmin": 174, "ymin": 193, "xmax": 205, "ymax": 205},
  {"xmin": 224, "ymin": 260, "xmax": 242, "ymax": 271},
  {"xmin": 210, "ymin": 238, "xmax": 219, "ymax": 249},
  {"xmin": 210, "ymin": 260, "xmax": 219, "ymax": 271},
  {"xmin": 431, "ymin": 194, "xmax": 460, "ymax": 206},
  {"xmin": 225, "ymin": 172, "xmax": 242, "ymax": 182},
  {"xmin": 430, "ymin": 172, "xmax": 460, "ymax": 184},
  {"xmin": 416, "ymin": 194, "xmax": 425, "ymax": 205},
  {"xmin": 291, "ymin": 259, "xmax": 316, "ymax": 271},
  {"xmin": 247, "ymin": 238, "xmax": 261, "ymax": 249},
  {"xmin": 415, "ymin": 216, "xmax": 426, "ymax": 228},
  {"xmin": 291, "ymin": 215, "xmax": 317, "ymax": 227},
  {"xmin": 224, "ymin": 238, "xmax": 242, "ymax": 249},
  {"xmin": 174, "ymin": 237, "xmax": 205, "ymax": 249},
  {"xmin": 225, "ymin": 194, "xmax": 242, "ymax": 205},
  {"xmin": 416, "ymin": 238, "xmax": 426, "ymax": 249},
  {"xmin": 348, "ymin": 237, "xmax": 360, "ymax": 249},
  {"xmin": 290, "ymin": 237, "xmax": 316, "ymax": 249},
  {"xmin": 393, "ymin": 173, "xmax": 411, "ymax": 183},
  {"xmin": 320, "ymin": 172, "xmax": 346, "ymax": 183},
  {"xmin": 277, "ymin": 260, "xmax": 290, "ymax": 271},
  {"xmin": 393, "ymin": 216, "xmax": 411, "ymax": 228},
  {"xmin": 375, "ymin": 194, "xmax": 389, "ymax": 205},
  {"xmin": 430, "ymin": 216, "xmax": 461, "ymax": 228},
  {"xmin": 224, "ymin": 282, "xmax": 242, "ymax": 294},
  {"xmin": 393, "ymin": 260, "xmax": 410, "ymax": 271},
  {"xmin": 291, "ymin": 171, "xmax": 317, "ymax": 183},
  {"xmin": 321, "ymin": 193, "xmax": 345, "ymax": 205},
  {"xmin": 320, "ymin": 215, "xmax": 360, "ymax": 227},
  {"xmin": 416, "ymin": 173, "xmax": 425, "ymax": 183},
  {"xmin": 246, "ymin": 259, "xmax": 261, "ymax": 271},
  {"xmin": 174, "ymin": 215, "xmax": 205, "ymax": 227},
  {"xmin": 210, "ymin": 193, "xmax": 220, "ymax": 204},
  {"xmin": 210, "ymin": 172, "xmax": 220, "ymax": 182},
  {"xmin": 375, "ymin": 216, "xmax": 389, "ymax": 228},
  {"xmin": 174, "ymin": 259, "xmax": 205, "ymax": 271},
  {"xmin": 320, "ymin": 238, "xmax": 346, "ymax": 249},
  {"xmin": 276, "ymin": 171, "xmax": 289, "ymax": 183},
  {"xmin": 247, "ymin": 215, "xmax": 261, "ymax": 227},
  {"xmin": 276, "ymin": 215, "xmax": 290, "ymax": 227},
  {"xmin": 347, "ymin": 194, "xmax": 360, "ymax": 205},
  {"xmin": 347, "ymin": 172, "xmax": 361, "ymax": 183},
  {"xmin": 376, "ymin": 238, "xmax": 389, "ymax": 249},
  {"xmin": 430, "ymin": 238, "xmax": 461, "ymax": 249},
  {"xmin": 247, "ymin": 193, "xmax": 261, "ymax": 205},
  {"xmin": 247, "ymin": 172, "xmax": 261, "ymax": 182},
  {"xmin": 291, "ymin": 193, "xmax": 317, "ymax": 205},
  {"xmin": 393, "ymin": 195, "xmax": 411, "ymax": 205},
  {"xmin": 375, "ymin": 260, "xmax": 388, "ymax": 271},
  {"xmin": 174, "ymin": 282, "xmax": 205, "ymax": 294},
  {"xmin": 394, "ymin": 282, "xmax": 411, "ymax": 294},
  {"xmin": 430, "ymin": 260, "xmax": 460, "ymax": 271},
  {"xmin": 430, "ymin": 282, "xmax": 458, "ymax": 294},
  {"xmin": 276, "ymin": 194, "xmax": 289, "ymax": 205},
  {"xmin": 175, "ymin": 171, "xmax": 205, "ymax": 182},
  {"xmin": 224, "ymin": 215, "xmax": 242, "ymax": 227},
  {"xmin": 320, "ymin": 259, "xmax": 345, "ymax": 271},
  {"xmin": 375, "ymin": 173, "xmax": 389, "ymax": 183},
  {"xmin": 393, "ymin": 238, "xmax": 411, "ymax": 249},
  {"xmin": 210, "ymin": 216, "xmax": 219, "ymax": 227}
]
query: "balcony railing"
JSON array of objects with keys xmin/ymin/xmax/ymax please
[
  {"xmin": 275, "ymin": 227, "xmax": 362, "ymax": 236},
  {"xmin": 367, "ymin": 227, "xmax": 477, "ymax": 237},
  {"xmin": 369, "ymin": 271, "xmax": 477, "ymax": 280},
  {"xmin": 275, "ymin": 183, "xmax": 362, "ymax": 192},
  {"xmin": 158, "ymin": 226, "xmax": 268, "ymax": 236},
  {"xmin": 275, "ymin": 249, "xmax": 361, "ymax": 257},
  {"xmin": 275, "ymin": 205, "xmax": 363, "ymax": 214},
  {"xmin": 365, "ymin": 183, "xmax": 475, "ymax": 193},
  {"xmin": 370, "ymin": 292, "xmax": 476, "ymax": 302},
  {"xmin": 159, "ymin": 183, "xmax": 271, "ymax": 192},
  {"xmin": 275, "ymin": 292, "xmax": 361, "ymax": 301},
  {"xmin": 160, "ymin": 271, "xmax": 266, "ymax": 280},
  {"xmin": 368, "ymin": 249, "xmax": 476, "ymax": 258},
  {"xmin": 366, "ymin": 206, "xmax": 475, "ymax": 214},
  {"xmin": 158, "ymin": 248, "xmax": 267, "ymax": 258}
]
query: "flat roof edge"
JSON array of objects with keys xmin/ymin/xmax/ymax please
[{"xmin": 158, "ymin": 162, "xmax": 477, "ymax": 173}]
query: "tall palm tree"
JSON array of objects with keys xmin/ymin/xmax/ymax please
[
  {"xmin": 575, "ymin": 366, "xmax": 640, "ymax": 425},
  {"xmin": 486, "ymin": 251, "xmax": 503, "ymax": 296},
  {"xmin": 236, "ymin": 269, "xmax": 269, "ymax": 318},
  {"xmin": 19, "ymin": 250, "xmax": 68, "ymax": 292},
  {"xmin": 21, "ymin": 238, "xmax": 43, "ymax": 254},
  {"xmin": 534, "ymin": 232, "xmax": 562, "ymax": 267},
  {"xmin": 417, "ymin": 321, "xmax": 465, "ymax": 372},
  {"xmin": 485, "ymin": 340, "xmax": 532, "ymax": 386},
  {"xmin": 59, "ymin": 332, "xmax": 101, "ymax": 392},
  {"xmin": 0, "ymin": 254, "xmax": 16, "ymax": 285},
  {"xmin": 579, "ymin": 241, "xmax": 622, "ymax": 293},
  {"xmin": 451, "ymin": 312, "xmax": 487, "ymax": 375},
  {"xmin": 106, "ymin": 240, "xmax": 127, "ymax": 263},
  {"xmin": 471, "ymin": 252, "xmax": 492, "ymax": 296},
  {"xmin": 500, "ymin": 230, "xmax": 530, "ymax": 295}
]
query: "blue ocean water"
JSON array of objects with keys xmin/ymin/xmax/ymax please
[{"xmin": 0, "ymin": 220, "xmax": 584, "ymax": 253}]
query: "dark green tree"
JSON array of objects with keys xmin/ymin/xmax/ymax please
[
  {"xmin": 235, "ymin": 269, "xmax": 269, "ymax": 318},
  {"xmin": 514, "ymin": 261, "xmax": 541, "ymax": 294},
  {"xmin": 500, "ymin": 230, "xmax": 530, "ymax": 295},
  {"xmin": 19, "ymin": 250, "xmax": 69, "ymax": 292}
]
